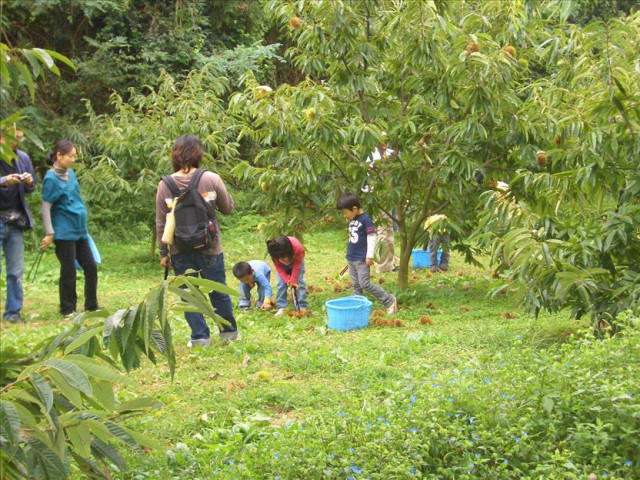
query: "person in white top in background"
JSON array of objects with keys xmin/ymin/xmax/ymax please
[{"xmin": 364, "ymin": 132, "xmax": 398, "ymax": 274}]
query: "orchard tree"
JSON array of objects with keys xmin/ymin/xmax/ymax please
[
  {"xmin": 475, "ymin": 11, "xmax": 640, "ymax": 328},
  {"xmin": 231, "ymin": 0, "xmax": 566, "ymax": 289}
]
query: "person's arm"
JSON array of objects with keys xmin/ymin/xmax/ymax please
[
  {"xmin": 155, "ymin": 182, "xmax": 170, "ymax": 260},
  {"xmin": 366, "ymin": 232, "xmax": 377, "ymax": 266},
  {"xmin": 288, "ymin": 238, "xmax": 306, "ymax": 285},
  {"xmin": 253, "ymin": 271, "xmax": 273, "ymax": 306},
  {"xmin": 273, "ymin": 259, "xmax": 290, "ymax": 285},
  {"xmin": 40, "ymin": 202, "xmax": 54, "ymax": 250},
  {"xmin": 206, "ymin": 172, "xmax": 234, "ymax": 215},
  {"xmin": 20, "ymin": 153, "xmax": 36, "ymax": 193}
]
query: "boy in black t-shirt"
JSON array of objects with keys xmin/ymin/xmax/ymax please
[{"xmin": 337, "ymin": 193, "xmax": 397, "ymax": 315}]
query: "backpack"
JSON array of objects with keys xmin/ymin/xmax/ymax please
[{"xmin": 162, "ymin": 169, "xmax": 216, "ymax": 253}]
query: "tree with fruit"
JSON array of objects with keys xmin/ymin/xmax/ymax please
[
  {"xmin": 231, "ymin": 0, "xmax": 639, "ymax": 326},
  {"xmin": 231, "ymin": 0, "xmax": 561, "ymax": 288}
]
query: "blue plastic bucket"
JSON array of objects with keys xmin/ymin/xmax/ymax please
[
  {"xmin": 325, "ymin": 295, "xmax": 372, "ymax": 331},
  {"xmin": 411, "ymin": 249, "xmax": 442, "ymax": 269}
]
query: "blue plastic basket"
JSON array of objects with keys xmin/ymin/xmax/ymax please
[
  {"xmin": 411, "ymin": 249, "xmax": 442, "ymax": 269},
  {"xmin": 325, "ymin": 295, "xmax": 372, "ymax": 331}
]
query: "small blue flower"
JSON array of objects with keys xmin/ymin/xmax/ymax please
[
  {"xmin": 410, "ymin": 395, "xmax": 417, "ymax": 403},
  {"xmin": 348, "ymin": 477, "xmax": 355, "ymax": 480},
  {"xmin": 301, "ymin": 447, "xmax": 308, "ymax": 451},
  {"xmin": 470, "ymin": 440, "xmax": 474, "ymax": 446},
  {"xmin": 469, "ymin": 386, "xmax": 477, "ymax": 391},
  {"xmin": 407, "ymin": 409, "xmax": 412, "ymax": 414},
  {"xmin": 501, "ymin": 393, "xmax": 508, "ymax": 398},
  {"xmin": 450, "ymin": 378, "xmax": 457, "ymax": 383},
  {"xmin": 469, "ymin": 462, "xmax": 475, "ymax": 468},
  {"xmin": 509, "ymin": 395, "xmax": 515, "ymax": 401},
  {"xmin": 408, "ymin": 427, "xmax": 418, "ymax": 433},
  {"xmin": 377, "ymin": 416, "xmax": 384, "ymax": 421},
  {"xmin": 432, "ymin": 373, "xmax": 438, "ymax": 378},
  {"xmin": 229, "ymin": 466, "xmax": 234, "ymax": 470},
  {"xmin": 455, "ymin": 413, "xmax": 461, "ymax": 418},
  {"xmin": 385, "ymin": 420, "xmax": 390, "ymax": 425},
  {"xmin": 503, "ymin": 459, "xmax": 509, "ymax": 464},
  {"xmin": 328, "ymin": 455, "xmax": 335, "ymax": 460},
  {"xmin": 365, "ymin": 422, "xmax": 372, "ymax": 427},
  {"xmin": 349, "ymin": 447, "xmax": 355, "ymax": 453},
  {"xmin": 351, "ymin": 465, "xmax": 363, "ymax": 474},
  {"xmin": 275, "ymin": 477, "xmax": 281, "ymax": 479},
  {"xmin": 273, "ymin": 454, "xmax": 279, "ymax": 459},
  {"xmin": 603, "ymin": 473, "xmax": 609, "ymax": 478},
  {"xmin": 228, "ymin": 460, "xmax": 234, "ymax": 464},
  {"xmin": 473, "ymin": 434, "xmax": 480, "ymax": 440},
  {"xmin": 515, "ymin": 436, "xmax": 521, "ymax": 442},
  {"xmin": 448, "ymin": 397, "xmax": 454, "ymax": 403},
  {"xmin": 433, "ymin": 383, "xmax": 440, "ymax": 388},
  {"xmin": 483, "ymin": 378, "xmax": 491, "ymax": 384},
  {"xmin": 339, "ymin": 411, "xmax": 346, "ymax": 417},
  {"xmin": 410, "ymin": 467, "xmax": 416, "ymax": 474},
  {"xmin": 474, "ymin": 453, "xmax": 481, "ymax": 458},
  {"xmin": 498, "ymin": 361, "xmax": 505, "ymax": 366},
  {"xmin": 625, "ymin": 460, "xmax": 633, "ymax": 466}
]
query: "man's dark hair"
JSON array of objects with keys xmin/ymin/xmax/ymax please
[
  {"xmin": 266, "ymin": 235, "xmax": 293, "ymax": 260},
  {"xmin": 232, "ymin": 261, "xmax": 253, "ymax": 279},
  {"xmin": 336, "ymin": 192, "xmax": 360, "ymax": 210}
]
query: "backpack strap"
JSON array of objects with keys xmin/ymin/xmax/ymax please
[
  {"xmin": 188, "ymin": 168, "xmax": 206, "ymax": 189},
  {"xmin": 161, "ymin": 175, "xmax": 181, "ymax": 197}
]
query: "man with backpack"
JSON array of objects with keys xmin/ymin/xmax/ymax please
[{"xmin": 155, "ymin": 134, "xmax": 238, "ymax": 346}]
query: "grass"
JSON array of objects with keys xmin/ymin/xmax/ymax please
[{"xmin": 2, "ymin": 225, "xmax": 638, "ymax": 479}]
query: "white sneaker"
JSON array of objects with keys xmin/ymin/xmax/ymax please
[
  {"xmin": 274, "ymin": 308, "xmax": 285, "ymax": 317},
  {"xmin": 187, "ymin": 338, "xmax": 211, "ymax": 348},
  {"xmin": 386, "ymin": 295, "xmax": 398, "ymax": 315}
]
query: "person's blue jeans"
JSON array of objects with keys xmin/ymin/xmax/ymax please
[
  {"xmin": 171, "ymin": 252, "xmax": 237, "ymax": 340},
  {"xmin": 238, "ymin": 277, "xmax": 269, "ymax": 309},
  {"xmin": 275, "ymin": 261, "xmax": 307, "ymax": 309},
  {"xmin": 0, "ymin": 221, "xmax": 24, "ymax": 320}
]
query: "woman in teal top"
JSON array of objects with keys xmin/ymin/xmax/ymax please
[{"xmin": 40, "ymin": 140, "xmax": 98, "ymax": 316}]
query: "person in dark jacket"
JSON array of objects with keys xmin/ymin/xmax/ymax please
[{"xmin": 0, "ymin": 131, "xmax": 37, "ymax": 323}]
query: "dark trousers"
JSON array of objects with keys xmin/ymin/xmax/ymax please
[{"xmin": 54, "ymin": 239, "xmax": 98, "ymax": 315}]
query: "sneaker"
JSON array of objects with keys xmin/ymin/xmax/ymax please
[
  {"xmin": 429, "ymin": 266, "xmax": 441, "ymax": 273},
  {"xmin": 4, "ymin": 314, "xmax": 24, "ymax": 324},
  {"xmin": 219, "ymin": 330, "xmax": 239, "ymax": 342},
  {"xmin": 386, "ymin": 295, "xmax": 398, "ymax": 315},
  {"xmin": 187, "ymin": 338, "xmax": 211, "ymax": 348},
  {"xmin": 440, "ymin": 266, "xmax": 449, "ymax": 272},
  {"xmin": 274, "ymin": 308, "xmax": 285, "ymax": 317},
  {"xmin": 62, "ymin": 311, "xmax": 77, "ymax": 319}
]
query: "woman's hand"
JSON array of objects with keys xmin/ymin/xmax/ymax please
[
  {"xmin": 40, "ymin": 234, "xmax": 53, "ymax": 251},
  {"xmin": 365, "ymin": 257, "xmax": 374, "ymax": 266},
  {"xmin": 261, "ymin": 298, "xmax": 272, "ymax": 310},
  {"xmin": 160, "ymin": 255, "xmax": 171, "ymax": 269}
]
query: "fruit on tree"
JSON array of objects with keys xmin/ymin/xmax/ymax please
[
  {"xmin": 536, "ymin": 150, "xmax": 547, "ymax": 166},
  {"xmin": 260, "ymin": 181, "xmax": 268, "ymax": 192},
  {"xmin": 465, "ymin": 42, "xmax": 480, "ymax": 54},
  {"xmin": 289, "ymin": 16, "xmax": 302, "ymax": 29},
  {"xmin": 254, "ymin": 85, "xmax": 272, "ymax": 100},
  {"xmin": 305, "ymin": 107, "xmax": 317, "ymax": 121},
  {"xmin": 518, "ymin": 58, "xmax": 529, "ymax": 69},
  {"xmin": 503, "ymin": 45, "xmax": 517, "ymax": 58}
]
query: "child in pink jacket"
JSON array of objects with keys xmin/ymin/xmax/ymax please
[{"xmin": 266, "ymin": 235, "xmax": 307, "ymax": 316}]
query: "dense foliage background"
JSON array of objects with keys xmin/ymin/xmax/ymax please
[{"xmin": 1, "ymin": 1, "xmax": 639, "ymax": 477}]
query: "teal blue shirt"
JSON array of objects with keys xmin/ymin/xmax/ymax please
[{"xmin": 42, "ymin": 169, "xmax": 88, "ymax": 241}]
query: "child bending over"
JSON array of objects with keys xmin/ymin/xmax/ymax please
[
  {"xmin": 266, "ymin": 235, "xmax": 307, "ymax": 316},
  {"xmin": 232, "ymin": 260, "xmax": 273, "ymax": 311}
]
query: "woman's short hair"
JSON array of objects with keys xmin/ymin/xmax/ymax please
[
  {"xmin": 46, "ymin": 140, "xmax": 75, "ymax": 166},
  {"xmin": 171, "ymin": 134, "xmax": 203, "ymax": 172}
]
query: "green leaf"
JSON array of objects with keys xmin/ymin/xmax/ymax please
[
  {"xmin": 66, "ymin": 423, "xmax": 92, "ymax": 458},
  {"xmin": 90, "ymin": 379, "xmax": 116, "ymax": 412},
  {"xmin": 44, "ymin": 358, "xmax": 92, "ymax": 396},
  {"xmin": 542, "ymin": 396, "xmax": 554, "ymax": 413},
  {"xmin": 0, "ymin": 400, "xmax": 21, "ymax": 448},
  {"xmin": 64, "ymin": 354, "xmax": 136, "ymax": 386},
  {"xmin": 43, "ymin": 48, "xmax": 77, "ymax": 71},
  {"xmin": 25, "ymin": 436, "xmax": 69, "ymax": 479},
  {"xmin": 63, "ymin": 325, "xmax": 104, "ymax": 355},
  {"xmin": 29, "ymin": 372, "xmax": 54, "ymax": 414},
  {"xmin": 116, "ymin": 396, "xmax": 161, "ymax": 414},
  {"xmin": 47, "ymin": 370, "xmax": 83, "ymax": 408},
  {"xmin": 175, "ymin": 276, "xmax": 240, "ymax": 297},
  {"xmin": 91, "ymin": 437, "xmax": 126, "ymax": 471}
]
